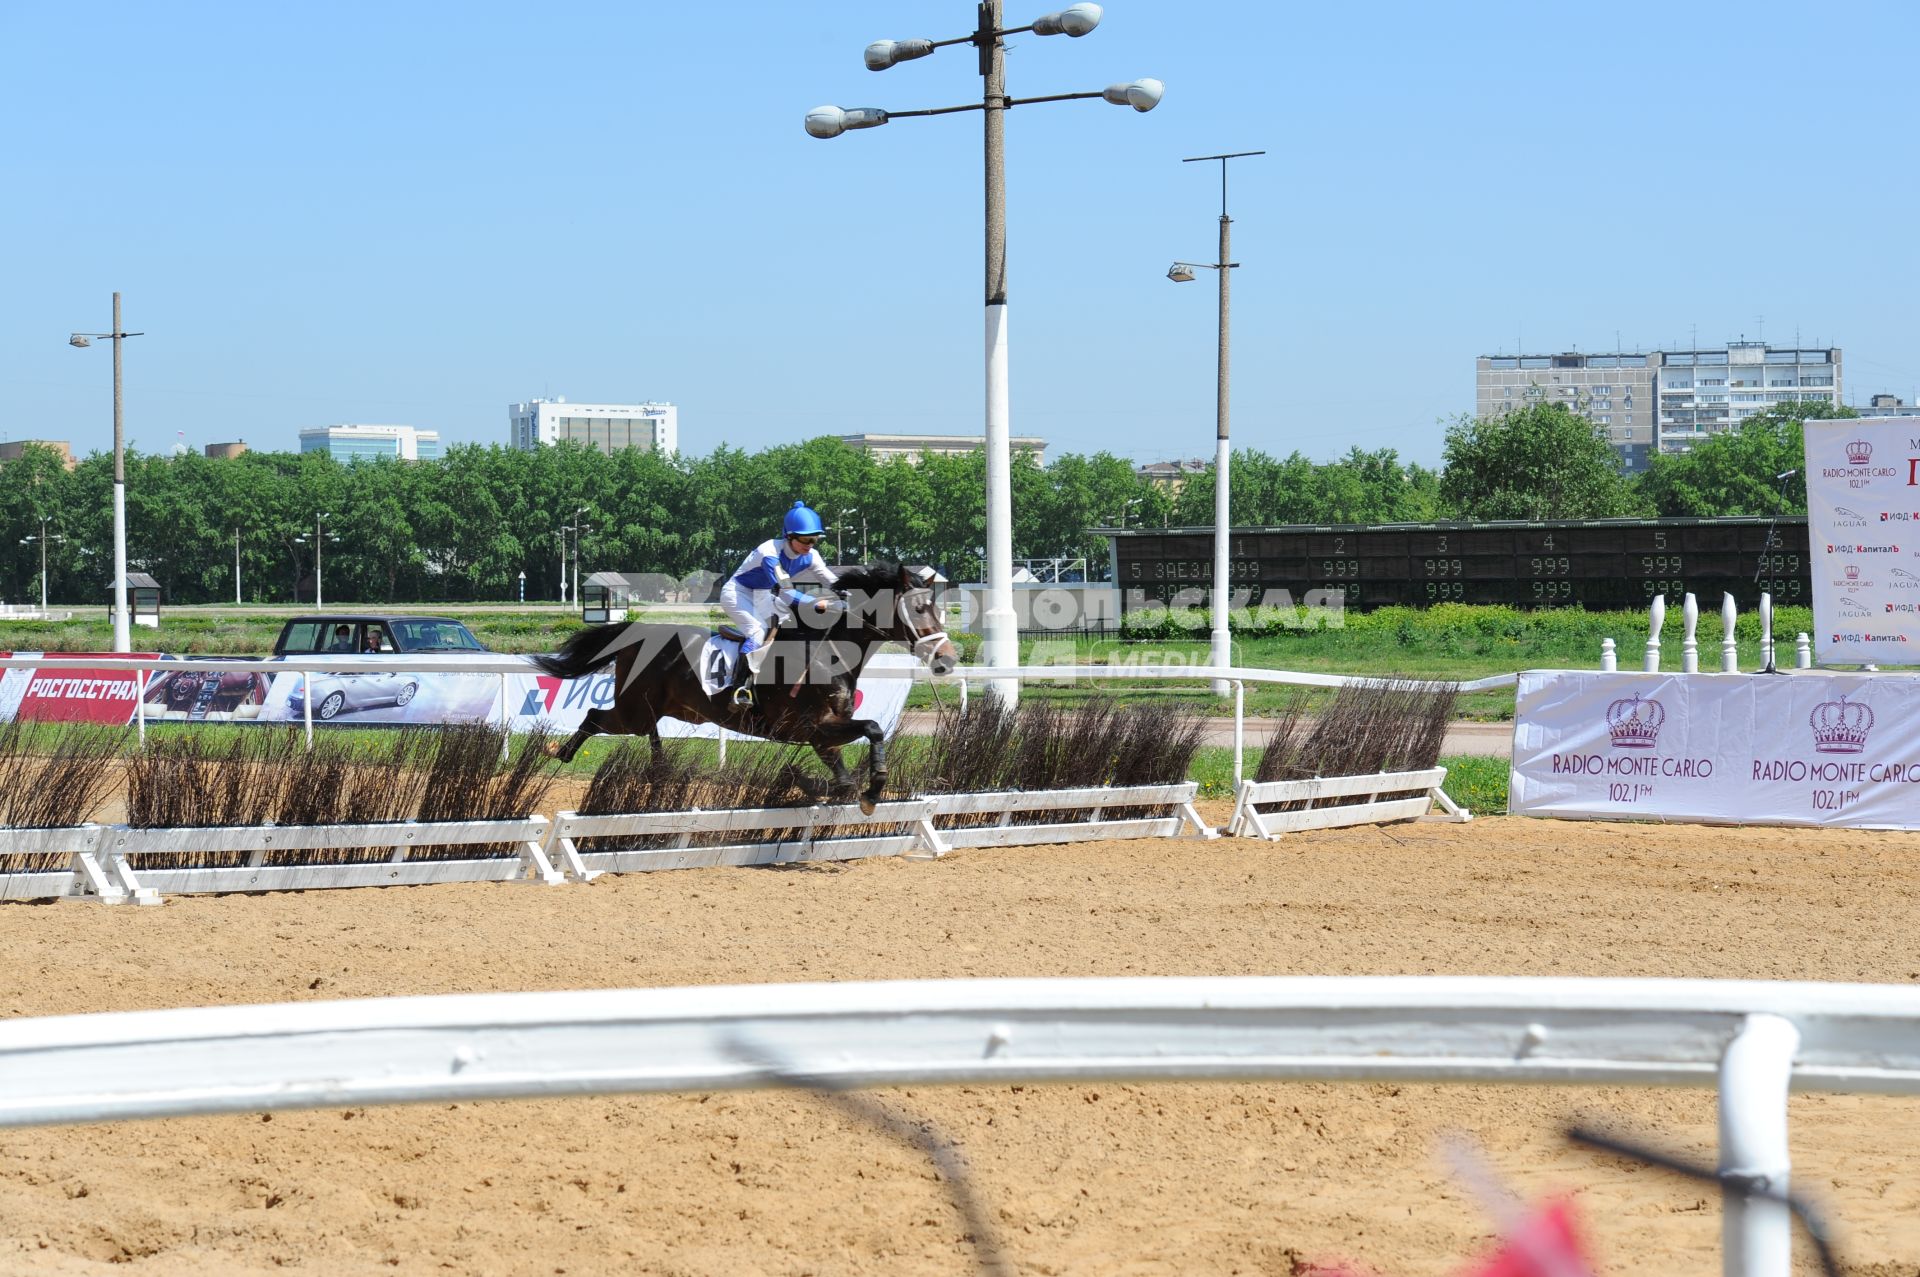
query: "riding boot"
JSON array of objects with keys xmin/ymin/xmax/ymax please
[{"xmin": 731, "ymin": 639, "xmax": 766, "ymax": 706}]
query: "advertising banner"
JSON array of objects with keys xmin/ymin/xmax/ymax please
[
  {"xmin": 7, "ymin": 653, "xmax": 159, "ymax": 725},
  {"xmin": 1805, "ymin": 414, "xmax": 1920, "ymax": 664},
  {"xmin": 1510, "ymin": 669, "xmax": 1920, "ymax": 829},
  {"xmin": 252, "ymin": 658, "xmax": 500, "ymax": 726},
  {"xmin": 501, "ymin": 651, "xmax": 918, "ymax": 739}
]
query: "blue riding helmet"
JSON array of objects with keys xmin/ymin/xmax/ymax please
[{"xmin": 783, "ymin": 501, "xmax": 825, "ymax": 537}]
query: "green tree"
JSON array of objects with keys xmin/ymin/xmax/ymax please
[
  {"xmin": 1639, "ymin": 401, "xmax": 1856, "ymax": 517},
  {"xmin": 1439, "ymin": 403, "xmax": 1649, "ymax": 520}
]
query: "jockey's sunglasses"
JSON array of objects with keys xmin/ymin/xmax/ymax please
[{"xmin": 787, "ymin": 533, "xmax": 820, "ymax": 545}]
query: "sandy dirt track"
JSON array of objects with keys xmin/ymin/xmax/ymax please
[{"xmin": 2, "ymin": 806, "xmax": 1919, "ymax": 1276}]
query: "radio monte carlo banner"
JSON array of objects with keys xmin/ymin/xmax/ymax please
[
  {"xmin": 1510, "ymin": 670, "xmax": 1920, "ymax": 829},
  {"xmin": 1805, "ymin": 414, "xmax": 1920, "ymax": 665}
]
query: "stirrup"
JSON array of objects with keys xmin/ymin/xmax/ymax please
[{"xmin": 731, "ymin": 683, "xmax": 754, "ymax": 707}]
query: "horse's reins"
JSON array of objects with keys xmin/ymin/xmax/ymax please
[{"xmin": 791, "ymin": 586, "xmax": 952, "ymax": 703}]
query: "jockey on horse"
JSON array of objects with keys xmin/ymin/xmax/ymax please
[{"xmin": 719, "ymin": 501, "xmax": 838, "ymax": 707}]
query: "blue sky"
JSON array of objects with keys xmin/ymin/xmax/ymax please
[{"xmin": 5, "ymin": 1, "xmax": 1916, "ymax": 468}]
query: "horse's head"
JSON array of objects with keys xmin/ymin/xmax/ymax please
[{"xmin": 833, "ymin": 562, "xmax": 959, "ymax": 677}]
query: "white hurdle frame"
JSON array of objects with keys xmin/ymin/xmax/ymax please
[
  {"xmin": 0, "ymin": 824, "xmax": 155, "ymax": 905},
  {"xmin": 100, "ymin": 816, "xmax": 562, "ymax": 898},
  {"xmin": 1227, "ymin": 767, "xmax": 1470, "ymax": 840},
  {"xmin": 0, "ymin": 974, "xmax": 1910, "ymax": 1277},
  {"xmin": 547, "ymin": 784, "xmax": 1217, "ymax": 877},
  {"xmin": 547, "ymin": 800, "xmax": 940, "ymax": 877}
]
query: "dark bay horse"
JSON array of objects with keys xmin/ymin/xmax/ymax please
[{"xmin": 531, "ymin": 562, "xmax": 958, "ymax": 812}]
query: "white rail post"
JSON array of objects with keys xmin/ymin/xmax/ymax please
[
  {"xmin": 1644, "ymin": 595, "xmax": 1665, "ymax": 672},
  {"xmin": 1758, "ymin": 592, "xmax": 1774, "ymax": 671},
  {"xmin": 1795, "ymin": 632, "xmax": 1812, "ymax": 669},
  {"xmin": 1719, "ymin": 1012, "xmax": 1801, "ymax": 1277},
  {"xmin": 302, "ymin": 671, "xmax": 313, "ymax": 749},
  {"xmin": 1682, "ymin": 593, "xmax": 1700, "ymax": 673},
  {"xmin": 958, "ymin": 674, "xmax": 968, "ymax": 718},
  {"xmin": 1233, "ymin": 679, "xmax": 1245, "ymax": 788},
  {"xmin": 134, "ymin": 672, "xmax": 146, "ymax": 747},
  {"xmin": 717, "ymin": 728, "xmax": 727, "ymax": 767},
  {"xmin": 499, "ymin": 672, "xmax": 510, "ymax": 761},
  {"xmin": 1721, "ymin": 592, "xmax": 1740, "ymax": 673},
  {"xmin": 1600, "ymin": 637, "xmax": 1616, "ymax": 672}
]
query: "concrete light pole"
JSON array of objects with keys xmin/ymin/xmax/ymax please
[
  {"xmin": 22, "ymin": 518, "xmax": 65, "ymax": 613},
  {"xmin": 69, "ymin": 293, "xmax": 144, "ymax": 652},
  {"xmin": 805, "ymin": 2, "xmax": 1162, "ymax": 707},
  {"xmin": 1169, "ymin": 149, "xmax": 1263, "ymax": 695}
]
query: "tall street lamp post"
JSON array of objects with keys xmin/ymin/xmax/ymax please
[
  {"xmin": 21, "ymin": 518, "xmax": 65, "ymax": 613},
  {"xmin": 234, "ymin": 526, "xmax": 244, "ymax": 604},
  {"xmin": 1168, "ymin": 149, "xmax": 1263, "ymax": 696},
  {"xmin": 834, "ymin": 507, "xmax": 862, "ymax": 564},
  {"xmin": 567, "ymin": 506, "xmax": 591, "ymax": 609},
  {"xmin": 68, "ymin": 292, "xmax": 144, "ymax": 652},
  {"xmin": 806, "ymin": 2, "xmax": 1162, "ymax": 707},
  {"xmin": 295, "ymin": 512, "xmax": 336, "ymax": 607}
]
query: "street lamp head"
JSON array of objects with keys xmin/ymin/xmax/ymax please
[
  {"xmin": 1032, "ymin": 3, "xmax": 1103, "ymax": 36},
  {"xmin": 68, "ymin": 334, "xmax": 92, "ymax": 348},
  {"xmin": 1101, "ymin": 78, "xmax": 1163, "ymax": 112},
  {"xmin": 1167, "ymin": 262, "xmax": 1197, "ymax": 283},
  {"xmin": 804, "ymin": 105, "xmax": 890, "ymax": 139},
  {"xmin": 864, "ymin": 38, "xmax": 933, "ymax": 70}
]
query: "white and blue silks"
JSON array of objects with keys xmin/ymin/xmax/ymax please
[{"xmin": 719, "ymin": 538, "xmax": 838, "ymax": 679}]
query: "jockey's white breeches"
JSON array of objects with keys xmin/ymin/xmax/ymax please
[{"xmin": 718, "ymin": 579, "xmax": 784, "ymax": 651}]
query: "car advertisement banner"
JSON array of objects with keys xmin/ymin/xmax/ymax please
[
  {"xmin": 500, "ymin": 651, "xmax": 918, "ymax": 738},
  {"xmin": 1805, "ymin": 414, "xmax": 1920, "ymax": 664},
  {"xmin": 253, "ymin": 658, "xmax": 501, "ymax": 726},
  {"xmin": 142, "ymin": 661, "xmax": 274, "ymax": 723},
  {"xmin": 6, "ymin": 653, "xmax": 160, "ymax": 725},
  {"xmin": 0, "ymin": 655, "xmax": 28, "ymax": 722},
  {"xmin": 1510, "ymin": 669, "xmax": 1920, "ymax": 829}
]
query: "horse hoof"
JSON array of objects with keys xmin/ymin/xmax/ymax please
[{"xmin": 859, "ymin": 796, "xmax": 877, "ymax": 816}]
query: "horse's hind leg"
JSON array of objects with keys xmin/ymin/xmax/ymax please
[
  {"xmin": 857, "ymin": 719, "xmax": 888, "ymax": 814},
  {"xmin": 813, "ymin": 742, "xmax": 855, "ymax": 798}
]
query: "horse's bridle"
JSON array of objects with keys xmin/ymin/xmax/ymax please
[{"xmin": 895, "ymin": 586, "xmax": 952, "ymax": 662}]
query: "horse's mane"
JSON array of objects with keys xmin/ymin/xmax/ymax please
[{"xmin": 829, "ymin": 561, "xmax": 906, "ymax": 596}]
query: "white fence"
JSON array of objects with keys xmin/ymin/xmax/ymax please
[
  {"xmin": 1, "ymin": 817, "xmax": 561, "ymax": 905},
  {"xmin": 547, "ymin": 782, "xmax": 1215, "ymax": 878},
  {"xmin": 1228, "ymin": 767, "xmax": 1469, "ymax": 839},
  {"xmin": 0, "ymin": 975, "xmax": 1911, "ymax": 1276}
]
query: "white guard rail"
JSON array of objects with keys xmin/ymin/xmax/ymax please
[
  {"xmin": 0, "ymin": 653, "xmax": 1518, "ymax": 787},
  {"xmin": 0, "ymin": 976, "xmax": 1911, "ymax": 1277}
]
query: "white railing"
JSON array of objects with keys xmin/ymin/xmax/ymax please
[
  {"xmin": 0, "ymin": 975, "xmax": 1911, "ymax": 1276},
  {"xmin": 0, "ymin": 653, "xmax": 1519, "ymax": 786}
]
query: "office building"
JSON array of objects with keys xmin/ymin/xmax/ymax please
[
  {"xmin": 839, "ymin": 432, "xmax": 1048, "ymax": 466},
  {"xmin": 1476, "ymin": 341, "xmax": 1844, "ymax": 470},
  {"xmin": 1136, "ymin": 458, "xmax": 1209, "ymax": 493},
  {"xmin": 298, "ymin": 424, "xmax": 443, "ymax": 462},
  {"xmin": 0, "ymin": 440, "xmax": 76, "ymax": 469},
  {"xmin": 509, "ymin": 398, "xmax": 677, "ymax": 457},
  {"xmin": 1476, "ymin": 352, "xmax": 1658, "ymax": 473},
  {"xmin": 1652, "ymin": 342, "xmax": 1840, "ymax": 453},
  {"xmin": 1858, "ymin": 393, "xmax": 1916, "ymax": 418}
]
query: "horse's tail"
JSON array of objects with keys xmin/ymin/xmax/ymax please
[{"xmin": 531, "ymin": 623, "xmax": 631, "ymax": 680}]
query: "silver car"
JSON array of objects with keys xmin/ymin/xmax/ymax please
[{"xmin": 285, "ymin": 665, "xmax": 421, "ymax": 721}]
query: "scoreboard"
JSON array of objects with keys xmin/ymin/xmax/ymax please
[{"xmin": 1110, "ymin": 517, "xmax": 1809, "ymax": 613}]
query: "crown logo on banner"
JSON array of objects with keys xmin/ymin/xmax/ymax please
[
  {"xmin": 1846, "ymin": 439, "xmax": 1874, "ymax": 465},
  {"xmin": 1846, "ymin": 565, "xmax": 1861, "ymax": 581},
  {"xmin": 1810, "ymin": 696, "xmax": 1874, "ymax": 754},
  {"xmin": 1606, "ymin": 694, "xmax": 1665, "ymax": 749}
]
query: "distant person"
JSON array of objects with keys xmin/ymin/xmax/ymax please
[
  {"xmin": 363, "ymin": 629, "xmax": 384, "ymax": 653},
  {"xmin": 327, "ymin": 624, "xmax": 355, "ymax": 652}
]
